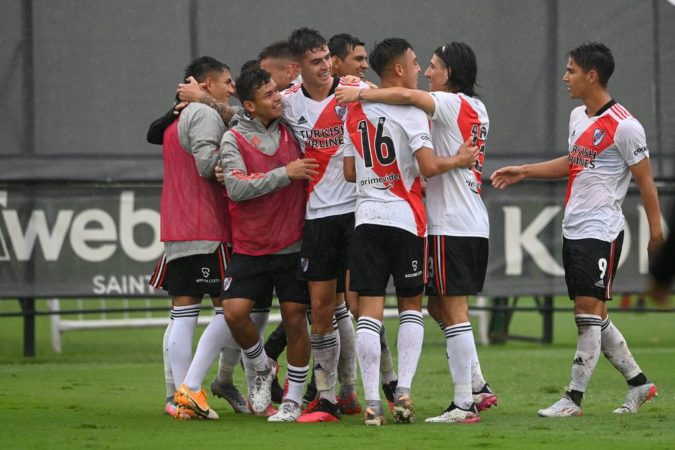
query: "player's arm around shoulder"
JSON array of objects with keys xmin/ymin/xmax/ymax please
[
  {"xmin": 415, "ymin": 137, "xmax": 479, "ymax": 178},
  {"xmin": 336, "ymin": 84, "xmax": 435, "ymax": 116},
  {"xmin": 182, "ymin": 103, "xmax": 226, "ymax": 178}
]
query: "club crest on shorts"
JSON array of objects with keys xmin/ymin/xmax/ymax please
[
  {"xmin": 201, "ymin": 267, "xmax": 210, "ymax": 278},
  {"xmin": 222, "ymin": 277, "xmax": 232, "ymax": 291},
  {"xmin": 593, "ymin": 129, "xmax": 606, "ymax": 146},
  {"xmin": 301, "ymin": 257, "xmax": 309, "ymax": 272}
]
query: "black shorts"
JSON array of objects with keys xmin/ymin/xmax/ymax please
[
  {"xmin": 349, "ymin": 224, "xmax": 426, "ymax": 297},
  {"xmin": 562, "ymin": 232, "xmax": 623, "ymax": 301},
  {"xmin": 221, "ymin": 252, "xmax": 309, "ymax": 306},
  {"xmin": 299, "ymin": 213, "xmax": 354, "ymax": 282},
  {"xmin": 426, "ymin": 235, "xmax": 488, "ymax": 296},
  {"xmin": 149, "ymin": 244, "xmax": 231, "ymax": 298}
]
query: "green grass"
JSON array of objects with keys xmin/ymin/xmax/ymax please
[{"xmin": 1, "ymin": 298, "xmax": 674, "ymax": 449}]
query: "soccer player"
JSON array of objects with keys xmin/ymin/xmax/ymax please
[
  {"xmin": 261, "ymin": 33, "xmax": 369, "ymax": 414},
  {"xmin": 341, "ymin": 37, "xmax": 479, "ymax": 426},
  {"xmin": 280, "ymin": 27, "xmax": 356, "ymax": 423},
  {"xmin": 335, "ymin": 41, "xmax": 497, "ymax": 423},
  {"xmin": 149, "ymin": 56, "xmax": 235, "ymax": 420},
  {"xmin": 259, "ymin": 40, "xmax": 302, "ymax": 89},
  {"xmin": 328, "ymin": 32, "xmax": 402, "ymax": 416},
  {"xmin": 218, "ymin": 68, "xmax": 319, "ymax": 421},
  {"xmin": 491, "ymin": 42, "xmax": 662, "ymax": 417},
  {"xmin": 329, "ymin": 33, "xmax": 369, "ymax": 81}
]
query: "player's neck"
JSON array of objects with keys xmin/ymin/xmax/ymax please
[
  {"xmin": 303, "ymin": 79, "xmax": 333, "ymax": 101},
  {"xmin": 582, "ymin": 90, "xmax": 612, "ymax": 117},
  {"xmin": 380, "ymin": 78, "xmax": 403, "ymax": 89}
]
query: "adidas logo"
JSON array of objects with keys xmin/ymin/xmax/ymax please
[
  {"xmin": 298, "ymin": 116, "xmax": 307, "ymax": 124},
  {"xmin": 595, "ymin": 279, "xmax": 605, "ymax": 288}
]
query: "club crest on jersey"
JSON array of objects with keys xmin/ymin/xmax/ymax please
[
  {"xmin": 593, "ymin": 129, "xmax": 606, "ymax": 146},
  {"xmin": 222, "ymin": 277, "xmax": 232, "ymax": 291},
  {"xmin": 334, "ymin": 105, "xmax": 347, "ymax": 122},
  {"xmin": 251, "ymin": 135, "xmax": 262, "ymax": 148},
  {"xmin": 201, "ymin": 267, "xmax": 210, "ymax": 278},
  {"xmin": 301, "ymin": 257, "xmax": 309, "ymax": 272}
]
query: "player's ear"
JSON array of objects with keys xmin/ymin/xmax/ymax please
[
  {"xmin": 243, "ymin": 99, "xmax": 256, "ymax": 115},
  {"xmin": 393, "ymin": 62, "xmax": 404, "ymax": 78}
]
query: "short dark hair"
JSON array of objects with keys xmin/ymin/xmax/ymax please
[
  {"xmin": 288, "ymin": 27, "xmax": 327, "ymax": 58},
  {"xmin": 235, "ymin": 68, "xmax": 272, "ymax": 104},
  {"xmin": 568, "ymin": 42, "xmax": 614, "ymax": 86},
  {"xmin": 369, "ymin": 38, "xmax": 413, "ymax": 77},
  {"xmin": 328, "ymin": 33, "xmax": 365, "ymax": 60},
  {"xmin": 240, "ymin": 59, "xmax": 260, "ymax": 75},
  {"xmin": 184, "ymin": 56, "xmax": 229, "ymax": 83},
  {"xmin": 434, "ymin": 42, "xmax": 478, "ymax": 97},
  {"xmin": 258, "ymin": 40, "xmax": 293, "ymax": 61}
]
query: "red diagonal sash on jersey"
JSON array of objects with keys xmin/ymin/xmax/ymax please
[
  {"xmin": 565, "ymin": 114, "xmax": 619, "ymax": 205},
  {"xmin": 303, "ymin": 96, "xmax": 343, "ymax": 198},
  {"xmin": 456, "ymin": 96, "xmax": 484, "ymax": 193},
  {"xmin": 347, "ymin": 103, "xmax": 426, "ymax": 236}
]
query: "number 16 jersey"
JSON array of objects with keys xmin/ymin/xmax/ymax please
[{"xmin": 342, "ymin": 101, "xmax": 433, "ymax": 238}]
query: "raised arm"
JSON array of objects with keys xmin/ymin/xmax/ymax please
[
  {"xmin": 146, "ymin": 106, "xmax": 177, "ymax": 145},
  {"xmin": 178, "ymin": 76, "xmax": 237, "ymax": 125},
  {"xmin": 335, "ymin": 85, "xmax": 435, "ymax": 116},
  {"xmin": 490, "ymin": 156, "xmax": 569, "ymax": 189}
]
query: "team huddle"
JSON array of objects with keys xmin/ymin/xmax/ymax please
[{"xmin": 146, "ymin": 27, "xmax": 662, "ymax": 425}]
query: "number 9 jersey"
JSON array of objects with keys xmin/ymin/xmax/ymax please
[{"xmin": 342, "ymin": 101, "xmax": 433, "ymax": 238}]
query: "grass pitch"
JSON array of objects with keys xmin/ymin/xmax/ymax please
[{"xmin": 1, "ymin": 298, "xmax": 673, "ymax": 449}]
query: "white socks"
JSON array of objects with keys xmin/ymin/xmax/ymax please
[
  {"xmin": 335, "ymin": 302, "xmax": 358, "ymax": 394},
  {"xmin": 444, "ymin": 322, "xmax": 475, "ymax": 409},
  {"xmin": 184, "ymin": 307, "xmax": 238, "ymax": 391},
  {"xmin": 168, "ymin": 304, "xmax": 201, "ymax": 386},
  {"xmin": 311, "ymin": 331, "xmax": 340, "ymax": 403},
  {"xmin": 396, "ymin": 310, "xmax": 424, "ymax": 391},
  {"xmin": 601, "ymin": 317, "xmax": 642, "ymax": 380},
  {"xmin": 243, "ymin": 340, "xmax": 270, "ymax": 373},
  {"xmin": 285, "ymin": 363, "xmax": 309, "ymax": 405},
  {"xmin": 163, "ymin": 311, "xmax": 175, "ymax": 399},
  {"xmin": 356, "ymin": 317, "xmax": 382, "ymax": 402},
  {"xmin": 568, "ymin": 314, "xmax": 602, "ymax": 393}
]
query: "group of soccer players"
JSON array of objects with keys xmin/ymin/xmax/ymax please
[{"xmin": 147, "ymin": 26, "xmax": 662, "ymax": 425}]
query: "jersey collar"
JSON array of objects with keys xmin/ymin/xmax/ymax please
[
  {"xmin": 587, "ymin": 98, "xmax": 616, "ymax": 117},
  {"xmin": 301, "ymin": 76, "xmax": 340, "ymax": 100}
]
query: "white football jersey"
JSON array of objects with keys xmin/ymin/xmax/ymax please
[
  {"xmin": 563, "ymin": 101, "xmax": 649, "ymax": 241},
  {"xmin": 426, "ymin": 92, "xmax": 489, "ymax": 238},
  {"xmin": 342, "ymin": 101, "xmax": 432, "ymax": 237},
  {"xmin": 281, "ymin": 78, "xmax": 356, "ymax": 219}
]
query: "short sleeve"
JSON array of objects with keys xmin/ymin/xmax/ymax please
[
  {"xmin": 429, "ymin": 91, "xmax": 460, "ymax": 126},
  {"xmin": 341, "ymin": 122, "xmax": 355, "ymax": 157},
  {"xmin": 402, "ymin": 107, "xmax": 433, "ymax": 153},
  {"xmin": 615, "ymin": 118, "xmax": 649, "ymax": 166}
]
